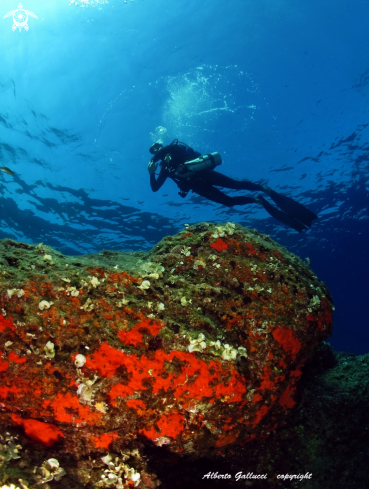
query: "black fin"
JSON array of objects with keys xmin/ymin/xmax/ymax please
[
  {"xmin": 265, "ymin": 189, "xmax": 318, "ymax": 227},
  {"xmin": 257, "ymin": 195, "xmax": 308, "ymax": 233}
]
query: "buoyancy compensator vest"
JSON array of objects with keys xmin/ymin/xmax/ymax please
[{"xmin": 174, "ymin": 152, "xmax": 222, "ymax": 178}]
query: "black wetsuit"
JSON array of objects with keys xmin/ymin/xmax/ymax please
[
  {"xmin": 149, "ymin": 141, "xmax": 318, "ymax": 233},
  {"xmin": 150, "ymin": 142, "xmax": 263, "ymax": 206}
]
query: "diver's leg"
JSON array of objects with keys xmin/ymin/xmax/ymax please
[
  {"xmin": 206, "ymin": 171, "xmax": 318, "ymax": 227},
  {"xmin": 190, "ymin": 181, "xmax": 257, "ymax": 206},
  {"xmin": 206, "ymin": 171, "xmax": 264, "ymax": 192},
  {"xmin": 256, "ymin": 196, "xmax": 307, "ymax": 233},
  {"xmin": 263, "ymin": 187, "xmax": 318, "ymax": 227},
  {"xmin": 190, "ymin": 180, "xmax": 309, "ymax": 232}
]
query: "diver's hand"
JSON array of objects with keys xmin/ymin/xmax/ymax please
[{"xmin": 148, "ymin": 160, "xmax": 158, "ymax": 175}]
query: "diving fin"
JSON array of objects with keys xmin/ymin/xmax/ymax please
[
  {"xmin": 264, "ymin": 188, "xmax": 318, "ymax": 227},
  {"xmin": 257, "ymin": 195, "xmax": 308, "ymax": 233}
]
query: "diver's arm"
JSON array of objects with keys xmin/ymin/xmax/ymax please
[{"xmin": 149, "ymin": 163, "xmax": 168, "ymax": 192}]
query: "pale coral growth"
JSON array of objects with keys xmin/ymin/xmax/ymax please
[
  {"xmin": 188, "ymin": 333, "xmax": 207, "ymax": 353},
  {"xmin": 189, "ymin": 336, "xmax": 248, "ymax": 362},
  {"xmin": 74, "ymin": 354, "xmax": 86, "ymax": 368},
  {"xmin": 66, "ymin": 286, "xmax": 80, "ymax": 297},
  {"xmin": 237, "ymin": 346, "xmax": 248, "ymax": 359},
  {"xmin": 7, "ymin": 289, "xmax": 24, "ymax": 299},
  {"xmin": 154, "ymin": 436, "xmax": 171, "ymax": 446},
  {"xmin": 38, "ymin": 300, "xmax": 53, "ymax": 310},
  {"xmin": 181, "ymin": 246, "xmax": 191, "ymax": 257},
  {"xmin": 209, "ymin": 339, "xmax": 222, "ymax": 351},
  {"xmin": 307, "ymin": 294, "xmax": 322, "ymax": 313},
  {"xmin": 34, "ymin": 458, "xmax": 66, "ymax": 484},
  {"xmin": 95, "ymin": 401, "xmax": 108, "ymax": 413},
  {"xmin": 117, "ymin": 298, "xmax": 129, "ymax": 307},
  {"xmin": 80, "ymin": 298, "xmax": 94, "ymax": 311},
  {"xmin": 138, "ymin": 280, "xmax": 151, "ymax": 291},
  {"xmin": 44, "ymin": 341, "xmax": 55, "ymax": 359},
  {"xmin": 139, "ymin": 261, "xmax": 165, "ymax": 278},
  {"xmin": 98, "ymin": 453, "xmax": 141, "ymax": 488},
  {"xmin": 76, "ymin": 372, "xmax": 99, "ymax": 405},
  {"xmin": 101, "ymin": 454, "xmax": 114, "ymax": 465},
  {"xmin": 212, "ymin": 221, "xmax": 236, "ymax": 239},
  {"xmin": 0, "ymin": 434, "xmax": 22, "ymax": 466},
  {"xmin": 90, "ymin": 276, "xmax": 101, "ymax": 288},
  {"xmin": 193, "ymin": 258, "xmax": 206, "ymax": 270},
  {"xmin": 310, "ymin": 295, "xmax": 321, "ymax": 308},
  {"xmin": 180, "ymin": 297, "xmax": 191, "ymax": 306},
  {"xmin": 221, "ymin": 344, "xmax": 238, "ymax": 361},
  {"xmin": 224, "ymin": 221, "xmax": 236, "ymax": 234}
]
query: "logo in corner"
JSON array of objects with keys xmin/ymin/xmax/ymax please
[{"xmin": 3, "ymin": 3, "xmax": 38, "ymax": 31}]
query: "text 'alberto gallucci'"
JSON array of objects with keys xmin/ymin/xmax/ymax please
[
  {"xmin": 202, "ymin": 472, "xmax": 313, "ymax": 482},
  {"xmin": 202, "ymin": 472, "xmax": 267, "ymax": 481}
]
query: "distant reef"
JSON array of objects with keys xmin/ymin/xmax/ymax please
[{"xmin": 0, "ymin": 223, "xmax": 366, "ymax": 488}]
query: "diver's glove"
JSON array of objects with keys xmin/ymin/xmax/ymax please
[{"xmin": 148, "ymin": 160, "xmax": 158, "ymax": 175}]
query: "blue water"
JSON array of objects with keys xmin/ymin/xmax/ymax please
[{"xmin": 0, "ymin": 0, "xmax": 368, "ymax": 354}]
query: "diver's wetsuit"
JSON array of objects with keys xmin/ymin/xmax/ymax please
[
  {"xmin": 149, "ymin": 141, "xmax": 318, "ymax": 233},
  {"xmin": 150, "ymin": 142, "xmax": 263, "ymax": 206}
]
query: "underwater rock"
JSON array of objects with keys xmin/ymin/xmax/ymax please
[
  {"xmin": 150, "ymin": 343, "xmax": 369, "ymax": 489},
  {"xmin": 0, "ymin": 223, "xmax": 333, "ymax": 487}
]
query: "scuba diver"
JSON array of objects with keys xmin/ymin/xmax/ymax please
[{"xmin": 148, "ymin": 140, "xmax": 318, "ymax": 233}]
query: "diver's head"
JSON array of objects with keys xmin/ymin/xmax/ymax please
[{"xmin": 149, "ymin": 142, "xmax": 163, "ymax": 154}]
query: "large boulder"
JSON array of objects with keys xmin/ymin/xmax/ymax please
[{"xmin": 0, "ymin": 223, "xmax": 333, "ymax": 487}]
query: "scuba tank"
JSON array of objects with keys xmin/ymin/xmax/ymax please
[{"xmin": 174, "ymin": 152, "xmax": 222, "ymax": 178}]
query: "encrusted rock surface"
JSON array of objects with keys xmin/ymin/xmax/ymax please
[{"xmin": 0, "ymin": 222, "xmax": 334, "ymax": 487}]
